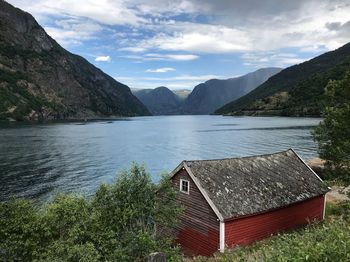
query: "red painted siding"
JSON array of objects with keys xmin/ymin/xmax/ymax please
[
  {"xmin": 177, "ymin": 226, "xmax": 219, "ymax": 257},
  {"xmin": 225, "ymin": 195, "xmax": 325, "ymax": 248},
  {"xmin": 171, "ymin": 169, "xmax": 219, "ymax": 256}
]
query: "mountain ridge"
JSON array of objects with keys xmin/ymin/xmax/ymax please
[
  {"xmin": 133, "ymin": 68, "xmax": 282, "ymax": 115},
  {"xmin": 0, "ymin": 0, "xmax": 150, "ymax": 121},
  {"xmin": 215, "ymin": 42, "xmax": 350, "ymax": 116},
  {"xmin": 133, "ymin": 86, "xmax": 182, "ymax": 115},
  {"xmin": 182, "ymin": 67, "xmax": 282, "ymax": 115}
]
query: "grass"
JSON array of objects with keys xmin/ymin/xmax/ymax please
[{"xmin": 191, "ymin": 200, "xmax": 350, "ymax": 262}]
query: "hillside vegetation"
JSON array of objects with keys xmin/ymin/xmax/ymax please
[{"xmin": 215, "ymin": 42, "xmax": 350, "ymax": 116}]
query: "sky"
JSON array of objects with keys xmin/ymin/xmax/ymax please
[{"xmin": 7, "ymin": 0, "xmax": 350, "ymax": 90}]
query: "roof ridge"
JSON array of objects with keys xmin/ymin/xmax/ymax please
[{"xmin": 184, "ymin": 148, "xmax": 293, "ymax": 163}]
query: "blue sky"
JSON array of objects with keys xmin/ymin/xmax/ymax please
[{"xmin": 7, "ymin": 0, "xmax": 350, "ymax": 90}]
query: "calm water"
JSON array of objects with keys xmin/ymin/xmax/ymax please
[{"xmin": 0, "ymin": 115, "xmax": 321, "ymax": 202}]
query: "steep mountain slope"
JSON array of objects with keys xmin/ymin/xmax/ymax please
[
  {"xmin": 215, "ymin": 43, "xmax": 350, "ymax": 116},
  {"xmin": 182, "ymin": 68, "xmax": 282, "ymax": 115},
  {"xmin": 0, "ymin": 0, "xmax": 149, "ymax": 121},
  {"xmin": 133, "ymin": 86, "xmax": 182, "ymax": 115}
]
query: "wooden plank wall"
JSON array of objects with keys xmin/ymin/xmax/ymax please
[
  {"xmin": 225, "ymin": 195, "xmax": 325, "ymax": 248},
  {"xmin": 172, "ymin": 169, "xmax": 220, "ymax": 256}
]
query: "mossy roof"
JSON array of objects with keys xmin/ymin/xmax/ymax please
[{"xmin": 177, "ymin": 149, "xmax": 330, "ymax": 220}]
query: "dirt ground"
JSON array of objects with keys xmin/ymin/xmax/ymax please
[
  {"xmin": 327, "ymin": 185, "xmax": 350, "ymax": 204},
  {"xmin": 306, "ymin": 158, "xmax": 349, "ymax": 204}
]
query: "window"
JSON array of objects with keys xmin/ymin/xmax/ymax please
[{"xmin": 180, "ymin": 179, "xmax": 189, "ymax": 194}]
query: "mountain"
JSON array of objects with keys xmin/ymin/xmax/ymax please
[
  {"xmin": 215, "ymin": 43, "xmax": 350, "ymax": 116},
  {"xmin": 0, "ymin": 0, "xmax": 150, "ymax": 121},
  {"xmin": 173, "ymin": 89, "xmax": 191, "ymax": 100},
  {"xmin": 181, "ymin": 68, "xmax": 282, "ymax": 115},
  {"xmin": 133, "ymin": 86, "xmax": 182, "ymax": 115}
]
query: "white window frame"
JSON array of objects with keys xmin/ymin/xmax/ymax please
[{"xmin": 180, "ymin": 179, "xmax": 190, "ymax": 194}]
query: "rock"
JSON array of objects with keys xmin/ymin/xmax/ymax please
[
  {"xmin": 306, "ymin": 158, "xmax": 325, "ymax": 178},
  {"xmin": 148, "ymin": 252, "xmax": 167, "ymax": 262},
  {"xmin": 327, "ymin": 186, "xmax": 350, "ymax": 204}
]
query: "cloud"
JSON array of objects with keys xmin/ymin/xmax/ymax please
[
  {"xmin": 119, "ymin": 47, "xmax": 147, "ymax": 52},
  {"xmin": 242, "ymin": 52, "xmax": 311, "ymax": 68},
  {"xmin": 144, "ymin": 53, "xmax": 199, "ymax": 61},
  {"xmin": 140, "ymin": 31, "xmax": 249, "ymax": 53},
  {"xmin": 119, "ymin": 53, "xmax": 199, "ymax": 61},
  {"xmin": 44, "ymin": 19, "xmax": 102, "ymax": 46},
  {"xmin": 10, "ymin": 0, "xmax": 144, "ymax": 26},
  {"xmin": 325, "ymin": 20, "xmax": 350, "ymax": 39},
  {"xmin": 9, "ymin": 0, "xmax": 350, "ymax": 53},
  {"xmin": 128, "ymin": 0, "xmax": 210, "ymax": 17},
  {"xmin": 115, "ymin": 74, "xmax": 226, "ymax": 89},
  {"xmin": 7, "ymin": 0, "xmax": 350, "ymax": 72},
  {"xmin": 142, "ymin": 75, "xmax": 224, "ymax": 81},
  {"xmin": 146, "ymin": 67, "xmax": 175, "ymax": 73},
  {"xmin": 325, "ymin": 22, "xmax": 343, "ymax": 31},
  {"xmin": 95, "ymin": 55, "xmax": 111, "ymax": 62},
  {"xmin": 127, "ymin": 23, "xmax": 251, "ymax": 54},
  {"xmin": 128, "ymin": 1, "xmax": 350, "ymax": 54}
]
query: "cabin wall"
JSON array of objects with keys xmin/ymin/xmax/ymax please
[
  {"xmin": 224, "ymin": 195, "xmax": 325, "ymax": 248},
  {"xmin": 172, "ymin": 169, "xmax": 220, "ymax": 256}
]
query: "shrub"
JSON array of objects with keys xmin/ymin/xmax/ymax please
[{"xmin": 0, "ymin": 164, "xmax": 182, "ymax": 261}]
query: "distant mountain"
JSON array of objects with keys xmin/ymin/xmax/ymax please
[
  {"xmin": 0, "ymin": 0, "xmax": 150, "ymax": 121},
  {"xmin": 133, "ymin": 86, "xmax": 182, "ymax": 115},
  {"xmin": 181, "ymin": 68, "xmax": 282, "ymax": 114},
  {"xmin": 173, "ymin": 89, "xmax": 191, "ymax": 100},
  {"xmin": 215, "ymin": 42, "xmax": 350, "ymax": 116}
]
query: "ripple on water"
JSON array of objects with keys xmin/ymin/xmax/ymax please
[{"xmin": 0, "ymin": 116, "xmax": 321, "ymax": 202}]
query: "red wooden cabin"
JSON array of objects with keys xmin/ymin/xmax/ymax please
[{"xmin": 170, "ymin": 149, "xmax": 330, "ymax": 256}]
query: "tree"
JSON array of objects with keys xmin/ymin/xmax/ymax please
[
  {"xmin": 0, "ymin": 198, "xmax": 39, "ymax": 261},
  {"xmin": 0, "ymin": 164, "xmax": 182, "ymax": 261},
  {"xmin": 90, "ymin": 164, "xmax": 182, "ymax": 261},
  {"xmin": 313, "ymin": 71, "xmax": 350, "ymax": 182}
]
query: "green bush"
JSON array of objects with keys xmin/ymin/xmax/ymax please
[{"xmin": 0, "ymin": 164, "xmax": 182, "ymax": 262}]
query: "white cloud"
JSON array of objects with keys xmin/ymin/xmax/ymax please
[
  {"xmin": 143, "ymin": 75, "xmax": 223, "ymax": 81},
  {"xmin": 95, "ymin": 55, "xmax": 111, "ymax": 62},
  {"xmin": 44, "ymin": 19, "xmax": 102, "ymax": 46},
  {"xmin": 119, "ymin": 53, "xmax": 199, "ymax": 61},
  {"xmin": 146, "ymin": 67, "xmax": 175, "ymax": 73},
  {"xmin": 119, "ymin": 47, "xmax": 147, "ymax": 52},
  {"xmin": 115, "ymin": 74, "xmax": 226, "ymax": 89},
  {"xmin": 9, "ymin": 0, "xmax": 144, "ymax": 26},
  {"xmin": 141, "ymin": 24, "xmax": 251, "ymax": 53},
  {"xmin": 241, "ymin": 52, "xmax": 311, "ymax": 68},
  {"xmin": 144, "ymin": 53, "xmax": 199, "ymax": 61}
]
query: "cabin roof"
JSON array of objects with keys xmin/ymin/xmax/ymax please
[{"xmin": 172, "ymin": 149, "xmax": 330, "ymax": 221}]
